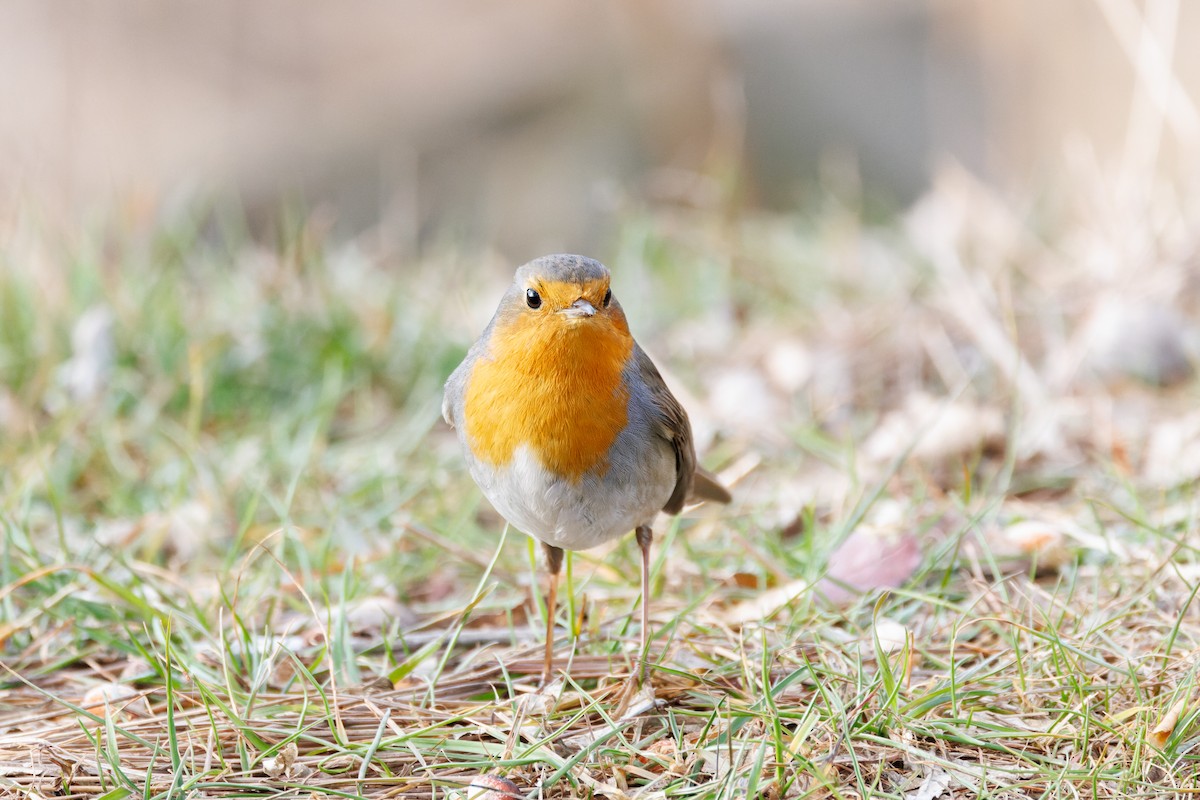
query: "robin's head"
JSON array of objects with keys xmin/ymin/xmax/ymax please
[
  {"xmin": 491, "ymin": 254, "xmax": 630, "ymax": 341},
  {"xmin": 465, "ymin": 254, "xmax": 636, "ymax": 476}
]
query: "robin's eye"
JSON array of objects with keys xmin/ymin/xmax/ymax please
[
  {"xmin": 603, "ymin": 288, "xmax": 612, "ymax": 307},
  {"xmin": 525, "ymin": 288, "xmax": 542, "ymax": 309}
]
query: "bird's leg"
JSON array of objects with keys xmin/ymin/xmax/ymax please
[
  {"xmin": 635, "ymin": 525, "xmax": 653, "ymax": 684},
  {"xmin": 541, "ymin": 543, "xmax": 564, "ymax": 685}
]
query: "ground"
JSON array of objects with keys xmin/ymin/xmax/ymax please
[{"xmin": 3, "ymin": 165, "xmax": 1200, "ymax": 798}]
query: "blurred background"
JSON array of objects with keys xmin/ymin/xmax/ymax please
[
  {"xmin": 4, "ymin": 0, "xmax": 1199, "ymax": 257},
  {"xmin": 3, "ymin": 0, "xmax": 1200, "ymax": 566}
]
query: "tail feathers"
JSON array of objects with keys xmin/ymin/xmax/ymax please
[{"xmin": 690, "ymin": 468, "xmax": 732, "ymax": 505}]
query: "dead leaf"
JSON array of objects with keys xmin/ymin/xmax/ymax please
[
  {"xmin": 329, "ymin": 595, "xmax": 416, "ymax": 632},
  {"xmin": 816, "ymin": 527, "xmax": 921, "ymax": 606},
  {"xmin": 644, "ymin": 737, "xmax": 678, "ymax": 759},
  {"xmin": 261, "ymin": 741, "xmax": 311, "ymax": 780},
  {"xmin": 862, "ymin": 392, "xmax": 1005, "ymax": 473},
  {"xmin": 463, "ymin": 774, "xmax": 524, "ymax": 799},
  {"xmin": 726, "ymin": 500, "xmax": 921, "ymax": 624},
  {"xmin": 723, "ymin": 577, "xmax": 809, "ymax": 625},
  {"xmin": 1081, "ymin": 296, "xmax": 1194, "ymax": 387},
  {"xmin": 618, "ymin": 683, "xmax": 662, "ymax": 720},
  {"xmin": 1002, "ymin": 520, "xmax": 1071, "ymax": 570},
  {"xmin": 53, "ymin": 305, "xmax": 115, "ymax": 404},
  {"xmin": 80, "ymin": 682, "xmax": 150, "ymax": 719},
  {"xmin": 905, "ymin": 766, "xmax": 952, "ymax": 800},
  {"xmin": 1148, "ymin": 696, "xmax": 1189, "ymax": 748},
  {"xmin": 873, "ymin": 618, "xmax": 909, "ymax": 655},
  {"xmin": 573, "ymin": 769, "xmax": 631, "ymax": 800},
  {"xmin": 729, "ymin": 572, "xmax": 763, "ymax": 590},
  {"xmin": 1145, "ymin": 411, "xmax": 1200, "ymax": 488}
]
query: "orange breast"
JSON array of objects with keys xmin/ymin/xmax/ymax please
[{"xmin": 464, "ymin": 312, "xmax": 633, "ymax": 481}]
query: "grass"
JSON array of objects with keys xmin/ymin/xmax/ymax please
[{"xmin": 3, "ymin": 169, "xmax": 1200, "ymax": 799}]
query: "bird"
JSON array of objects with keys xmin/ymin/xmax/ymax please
[{"xmin": 442, "ymin": 254, "xmax": 731, "ymax": 684}]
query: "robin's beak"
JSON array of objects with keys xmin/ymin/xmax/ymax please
[{"xmin": 561, "ymin": 298, "xmax": 597, "ymax": 319}]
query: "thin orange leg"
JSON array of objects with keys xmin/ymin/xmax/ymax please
[
  {"xmin": 541, "ymin": 544, "xmax": 564, "ymax": 685},
  {"xmin": 635, "ymin": 525, "xmax": 653, "ymax": 684}
]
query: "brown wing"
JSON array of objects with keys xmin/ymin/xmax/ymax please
[
  {"xmin": 633, "ymin": 346, "xmax": 695, "ymax": 514},
  {"xmin": 634, "ymin": 345, "xmax": 733, "ymax": 514}
]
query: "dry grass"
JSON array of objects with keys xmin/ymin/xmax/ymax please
[{"xmin": 4, "ymin": 155, "xmax": 1200, "ymax": 799}]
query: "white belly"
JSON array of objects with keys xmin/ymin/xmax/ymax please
[{"xmin": 469, "ymin": 444, "xmax": 675, "ymax": 550}]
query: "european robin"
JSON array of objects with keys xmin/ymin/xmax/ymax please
[{"xmin": 443, "ymin": 254, "xmax": 731, "ymax": 683}]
